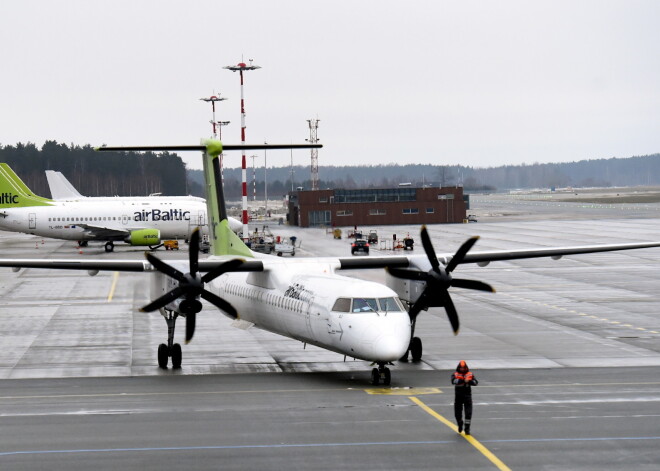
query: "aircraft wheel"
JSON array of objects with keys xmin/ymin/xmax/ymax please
[
  {"xmin": 104, "ymin": 242, "xmax": 114, "ymax": 253},
  {"xmin": 411, "ymin": 337, "xmax": 423, "ymax": 362},
  {"xmin": 157, "ymin": 343, "xmax": 169, "ymax": 369},
  {"xmin": 371, "ymin": 368, "xmax": 380, "ymax": 386},
  {"xmin": 383, "ymin": 368, "xmax": 391, "ymax": 386},
  {"xmin": 171, "ymin": 343, "xmax": 182, "ymax": 369}
]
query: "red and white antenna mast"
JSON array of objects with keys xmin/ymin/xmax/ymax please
[
  {"xmin": 224, "ymin": 59, "xmax": 261, "ymax": 240},
  {"xmin": 307, "ymin": 118, "xmax": 320, "ymax": 190}
]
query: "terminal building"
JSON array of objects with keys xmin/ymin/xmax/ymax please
[{"xmin": 287, "ymin": 186, "xmax": 467, "ymax": 227}]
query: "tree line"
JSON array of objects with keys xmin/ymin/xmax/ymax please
[
  {"xmin": 2, "ymin": 141, "xmax": 659, "ymax": 199},
  {"xmin": 192, "ymin": 153, "xmax": 660, "ymax": 198},
  {"xmin": 0, "ymin": 141, "xmax": 188, "ymax": 197}
]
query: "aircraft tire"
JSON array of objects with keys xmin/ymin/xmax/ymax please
[
  {"xmin": 171, "ymin": 343, "xmax": 182, "ymax": 369},
  {"xmin": 411, "ymin": 337, "xmax": 423, "ymax": 362},
  {"xmin": 383, "ymin": 368, "xmax": 391, "ymax": 386},
  {"xmin": 172, "ymin": 343, "xmax": 183, "ymax": 370},
  {"xmin": 157, "ymin": 343, "xmax": 169, "ymax": 369},
  {"xmin": 371, "ymin": 368, "xmax": 380, "ymax": 386},
  {"xmin": 104, "ymin": 242, "xmax": 114, "ymax": 253}
]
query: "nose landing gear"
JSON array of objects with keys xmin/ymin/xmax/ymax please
[{"xmin": 370, "ymin": 363, "xmax": 391, "ymax": 386}]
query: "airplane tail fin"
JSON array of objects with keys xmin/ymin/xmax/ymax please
[
  {"xmin": 0, "ymin": 164, "xmax": 53, "ymax": 208},
  {"xmin": 201, "ymin": 141, "xmax": 254, "ymax": 258}
]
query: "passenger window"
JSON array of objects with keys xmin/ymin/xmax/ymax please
[{"xmin": 331, "ymin": 298, "xmax": 351, "ymax": 312}]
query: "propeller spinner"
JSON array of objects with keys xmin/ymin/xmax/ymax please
[
  {"xmin": 388, "ymin": 226, "xmax": 495, "ymax": 335},
  {"xmin": 140, "ymin": 228, "xmax": 241, "ymax": 343}
]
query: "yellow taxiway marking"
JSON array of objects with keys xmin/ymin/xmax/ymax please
[
  {"xmin": 107, "ymin": 272, "xmax": 120, "ymax": 302},
  {"xmin": 409, "ymin": 396, "xmax": 511, "ymax": 471},
  {"xmin": 365, "ymin": 387, "xmax": 441, "ymax": 395}
]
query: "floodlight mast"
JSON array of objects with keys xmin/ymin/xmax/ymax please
[
  {"xmin": 307, "ymin": 119, "xmax": 320, "ymax": 190},
  {"xmin": 224, "ymin": 60, "xmax": 261, "ymax": 241},
  {"xmin": 200, "ymin": 94, "xmax": 230, "ymax": 179}
]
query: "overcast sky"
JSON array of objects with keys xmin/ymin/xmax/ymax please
[{"xmin": 1, "ymin": 1, "xmax": 659, "ymax": 170}]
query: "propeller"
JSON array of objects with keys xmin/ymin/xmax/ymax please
[
  {"xmin": 140, "ymin": 228, "xmax": 242, "ymax": 343},
  {"xmin": 388, "ymin": 226, "xmax": 494, "ymax": 335}
]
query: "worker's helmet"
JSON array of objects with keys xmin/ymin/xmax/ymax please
[{"xmin": 456, "ymin": 360, "xmax": 469, "ymax": 373}]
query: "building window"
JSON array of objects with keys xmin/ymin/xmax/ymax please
[
  {"xmin": 319, "ymin": 197, "xmax": 328, "ymax": 203},
  {"xmin": 403, "ymin": 208, "xmax": 419, "ymax": 214},
  {"xmin": 426, "ymin": 208, "xmax": 434, "ymax": 214},
  {"xmin": 438, "ymin": 194, "xmax": 455, "ymax": 200},
  {"xmin": 336, "ymin": 210, "xmax": 353, "ymax": 216},
  {"xmin": 369, "ymin": 209, "xmax": 386, "ymax": 216},
  {"xmin": 308, "ymin": 210, "xmax": 331, "ymax": 227}
]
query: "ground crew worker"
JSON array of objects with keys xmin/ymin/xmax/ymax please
[{"xmin": 451, "ymin": 360, "xmax": 478, "ymax": 434}]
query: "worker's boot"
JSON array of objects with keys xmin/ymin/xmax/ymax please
[
  {"xmin": 457, "ymin": 420, "xmax": 463, "ymax": 433},
  {"xmin": 464, "ymin": 420, "xmax": 471, "ymax": 435}
]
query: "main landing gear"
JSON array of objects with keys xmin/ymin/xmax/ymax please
[
  {"xmin": 104, "ymin": 241, "xmax": 114, "ymax": 252},
  {"xmin": 399, "ymin": 319, "xmax": 423, "ymax": 362},
  {"xmin": 370, "ymin": 363, "xmax": 392, "ymax": 386},
  {"xmin": 157, "ymin": 309, "xmax": 183, "ymax": 369}
]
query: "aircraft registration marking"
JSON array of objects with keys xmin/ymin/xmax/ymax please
[{"xmin": 365, "ymin": 387, "xmax": 441, "ymax": 395}]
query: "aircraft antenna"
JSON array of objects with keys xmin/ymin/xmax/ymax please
[
  {"xmin": 307, "ymin": 118, "xmax": 320, "ymax": 190},
  {"xmin": 224, "ymin": 59, "xmax": 261, "ymax": 241}
]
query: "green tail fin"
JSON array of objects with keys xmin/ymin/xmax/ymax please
[
  {"xmin": 202, "ymin": 141, "xmax": 253, "ymax": 258},
  {"xmin": 0, "ymin": 164, "xmax": 53, "ymax": 208}
]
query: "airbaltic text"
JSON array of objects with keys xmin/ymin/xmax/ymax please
[
  {"xmin": 0, "ymin": 193, "xmax": 19, "ymax": 204},
  {"xmin": 133, "ymin": 209, "xmax": 191, "ymax": 221}
]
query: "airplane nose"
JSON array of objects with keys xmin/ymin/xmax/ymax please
[{"xmin": 372, "ymin": 334, "xmax": 409, "ymax": 362}]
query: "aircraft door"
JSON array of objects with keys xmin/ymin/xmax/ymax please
[
  {"xmin": 305, "ymin": 296, "xmax": 315, "ymax": 340},
  {"xmin": 28, "ymin": 213, "xmax": 36, "ymax": 229},
  {"xmin": 197, "ymin": 210, "xmax": 206, "ymax": 226}
]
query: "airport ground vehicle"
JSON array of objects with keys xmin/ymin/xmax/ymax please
[
  {"xmin": 403, "ymin": 236, "xmax": 414, "ymax": 250},
  {"xmin": 351, "ymin": 239, "xmax": 370, "ymax": 255},
  {"xmin": 368, "ymin": 231, "xmax": 379, "ymax": 244},
  {"xmin": 164, "ymin": 240, "xmax": 179, "ymax": 250}
]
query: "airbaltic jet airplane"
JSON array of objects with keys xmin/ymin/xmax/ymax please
[
  {"xmin": 1, "ymin": 140, "xmax": 659, "ymax": 385},
  {"xmin": 44, "ymin": 169, "xmax": 243, "ymax": 234},
  {"xmin": 0, "ymin": 164, "xmax": 236, "ymax": 252}
]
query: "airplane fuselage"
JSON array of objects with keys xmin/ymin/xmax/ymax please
[
  {"xmin": 152, "ymin": 257, "xmax": 412, "ymax": 363},
  {"xmin": 0, "ymin": 196, "xmax": 207, "ymax": 242}
]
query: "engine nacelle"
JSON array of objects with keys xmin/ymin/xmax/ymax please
[
  {"xmin": 125, "ymin": 228, "xmax": 161, "ymax": 246},
  {"xmin": 386, "ymin": 275, "xmax": 426, "ymax": 304}
]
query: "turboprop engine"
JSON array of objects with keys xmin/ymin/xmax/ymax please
[{"xmin": 125, "ymin": 228, "xmax": 161, "ymax": 246}]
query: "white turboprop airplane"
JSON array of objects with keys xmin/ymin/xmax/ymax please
[
  {"xmin": 0, "ymin": 163, "xmax": 238, "ymax": 252},
  {"xmin": 1, "ymin": 140, "xmax": 659, "ymax": 386}
]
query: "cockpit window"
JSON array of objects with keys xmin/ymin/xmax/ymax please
[
  {"xmin": 331, "ymin": 298, "xmax": 351, "ymax": 312},
  {"xmin": 352, "ymin": 298, "xmax": 378, "ymax": 312},
  {"xmin": 378, "ymin": 297, "xmax": 402, "ymax": 312}
]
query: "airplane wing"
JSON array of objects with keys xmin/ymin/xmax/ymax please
[
  {"xmin": 75, "ymin": 223, "xmax": 144, "ymax": 240},
  {"xmin": 335, "ymin": 241, "xmax": 660, "ymax": 270}
]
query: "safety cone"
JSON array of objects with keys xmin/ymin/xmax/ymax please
[
  {"xmin": 35, "ymin": 242, "xmax": 39, "ymax": 249},
  {"xmin": 41, "ymin": 239, "xmax": 45, "ymax": 244}
]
